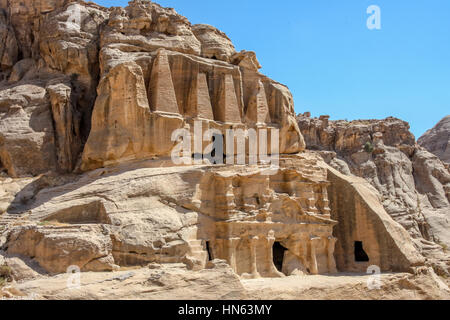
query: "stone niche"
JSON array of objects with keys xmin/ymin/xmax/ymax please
[
  {"xmin": 327, "ymin": 166, "xmax": 424, "ymax": 273},
  {"xmin": 188, "ymin": 160, "xmax": 338, "ymax": 278},
  {"xmin": 82, "ymin": 48, "xmax": 305, "ymax": 170}
]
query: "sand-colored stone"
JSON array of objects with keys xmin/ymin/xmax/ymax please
[
  {"xmin": 0, "ymin": 0, "xmax": 448, "ymax": 300},
  {"xmin": 216, "ymin": 74, "xmax": 242, "ymax": 123},
  {"xmin": 0, "ymin": 10, "xmax": 18, "ymax": 73},
  {"xmin": 82, "ymin": 61, "xmax": 152, "ymax": 170},
  {"xmin": 186, "ymin": 72, "xmax": 214, "ymax": 120},
  {"xmin": 327, "ymin": 165, "xmax": 424, "ymax": 272},
  {"xmin": 0, "ymin": 84, "xmax": 57, "ymax": 177},
  {"xmin": 7, "ymin": 223, "xmax": 116, "ymax": 273},
  {"xmin": 245, "ymin": 80, "xmax": 271, "ymax": 125},
  {"xmin": 192, "ymin": 24, "xmax": 236, "ymax": 62},
  {"xmin": 47, "ymin": 82, "xmax": 82, "ymax": 172},
  {"xmin": 298, "ymin": 115, "xmax": 450, "ymax": 277},
  {"xmin": 419, "ymin": 115, "xmax": 450, "ymax": 164},
  {"xmin": 148, "ymin": 49, "xmax": 180, "ymax": 115}
]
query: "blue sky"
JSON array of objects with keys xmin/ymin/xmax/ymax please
[{"xmin": 96, "ymin": 0, "xmax": 450, "ymax": 138}]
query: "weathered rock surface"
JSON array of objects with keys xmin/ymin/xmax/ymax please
[
  {"xmin": 1, "ymin": 264, "xmax": 448, "ymax": 300},
  {"xmin": 419, "ymin": 115, "xmax": 450, "ymax": 164},
  {"xmin": 0, "ymin": 0, "xmax": 305, "ymax": 176},
  {"xmin": 0, "ymin": 84, "xmax": 57, "ymax": 177},
  {"xmin": 0, "ymin": 0, "xmax": 448, "ymax": 300},
  {"xmin": 0, "ymin": 9, "xmax": 18, "ymax": 75},
  {"xmin": 298, "ymin": 115, "xmax": 450, "ymax": 276},
  {"xmin": 1, "ymin": 263, "xmax": 247, "ymax": 300}
]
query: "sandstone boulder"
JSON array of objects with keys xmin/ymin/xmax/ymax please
[
  {"xmin": 6, "ymin": 224, "xmax": 116, "ymax": 273},
  {"xmin": 0, "ymin": 84, "xmax": 57, "ymax": 177},
  {"xmin": 192, "ymin": 24, "xmax": 236, "ymax": 62}
]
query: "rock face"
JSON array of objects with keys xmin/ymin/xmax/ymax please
[
  {"xmin": 0, "ymin": 0, "xmax": 107, "ymax": 176},
  {"xmin": 0, "ymin": 0, "xmax": 305, "ymax": 175},
  {"xmin": 419, "ymin": 116, "xmax": 450, "ymax": 164},
  {"xmin": 298, "ymin": 114, "xmax": 450, "ymax": 276},
  {"xmin": 0, "ymin": 154, "xmax": 428, "ymax": 284},
  {"xmin": 0, "ymin": 0, "xmax": 448, "ymax": 300}
]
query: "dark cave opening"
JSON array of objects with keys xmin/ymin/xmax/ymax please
[
  {"xmin": 205, "ymin": 241, "xmax": 213, "ymax": 261},
  {"xmin": 354, "ymin": 241, "xmax": 370, "ymax": 262},
  {"xmin": 273, "ymin": 242, "xmax": 287, "ymax": 272},
  {"xmin": 0, "ymin": 157, "xmax": 6, "ymax": 175}
]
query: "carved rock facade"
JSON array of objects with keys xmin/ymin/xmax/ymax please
[
  {"xmin": 298, "ymin": 114, "xmax": 450, "ymax": 276},
  {"xmin": 0, "ymin": 0, "xmax": 444, "ymax": 296}
]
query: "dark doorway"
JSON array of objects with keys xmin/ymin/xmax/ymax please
[
  {"xmin": 273, "ymin": 242, "xmax": 287, "ymax": 272},
  {"xmin": 209, "ymin": 134, "xmax": 225, "ymax": 164},
  {"xmin": 0, "ymin": 158, "xmax": 6, "ymax": 175},
  {"xmin": 354, "ymin": 241, "xmax": 370, "ymax": 262},
  {"xmin": 205, "ymin": 241, "xmax": 213, "ymax": 261}
]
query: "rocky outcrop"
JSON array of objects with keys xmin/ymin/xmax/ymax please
[
  {"xmin": 0, "ymin": 1, "xmax": 107, "ymax": 176},
  {"xmin": 7, "ymin": 224, "xmax": 116, "ymax": 273},
  {"xmin": 0, "ymin": 84, "xmax": 57, "ymax": 177},
  {"xmin": 327, "ymin": 166, "xmax": 424, "ymax": 272},
  {"xmin": 298, "ymin": 114, "xmax": 450, "ymax": 276},
  {"xmin": 419, "ymin": 116, "xmax": 450, "ymax": 164},
  {"xmin": 47, "ymin": 82, "xmax": 82, "ymax": 172},
  {"xmin": 83, "ymin": 0, "xmax": 305, "ymax": 169},
  {"xmin": 0, "ymin": 151, "xmax": 429, "ymax": 279},
  {"xmin": 1, "ymin": 264, "xmax": 448, "ymax": 300},
  {"xmin": 0, "ymin": 9, "xmax": 18, "ymax": 76},
  {"xmin": 0, "ymin": 0, "xmax": 305, "ymax": 176},
  {"xmin": 82, "ymin": 61, "xmax": 153, "ymax": 168},
  {"xmin": 0, "ymin": 0, "xmax": 448, "ymax": 300},
  {"xmin": 192, "ymin": 24, "xmax": 236, "ymax": 62}
]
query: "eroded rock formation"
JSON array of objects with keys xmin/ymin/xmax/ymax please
[
  {"xmin": 0, "ymin": 0, "xmax": 448, "ymax": 299},
  {"xmin": 298, "ymin": 114, "xmax": 450, "ymax": 277},
  {"xmin": 419, "ymin": 115, "xmax": 450, "ymax": 164}
]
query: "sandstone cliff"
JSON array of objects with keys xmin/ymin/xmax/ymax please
[
  {"xmin": 0, "ymin": 0, "xmax": 448, "ymax": 300},
  {"xmin": 298, "ymin": 114, "xmax": 450, "ymax": 277},
  {"xmin": 419, "ymin": 116, "xmax": 450, "ymax": 165}
]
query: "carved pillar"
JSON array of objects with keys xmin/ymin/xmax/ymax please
[
  {"xmin": 300, "ymin": 240, "xmax": 308, "ymax": 268},
  {"xmin": 327, "ymin": 236, "xmax": 338, "ymax": 274},
  {"xmin": 249, "ymin": 236, "xmax": 261, "ymax": 278},
  {"xmin": 226, "ymin": 238, "xmax": 240, "ymax": 273},
  {"xmin": 306, "ymin": 187, "xmax": 318, "ymax": 214},
  {"xmin": 266, "ymin": 230, "xmax": 285, "ymax": 278},
  {"xmin": 224, "ymin": 180, "xmax": 237, "ymax": 218},
  {"xmin": 310, "ymin": 237, "xmax": 321, "ymax": 275},
  {"xmin": 209, "ymin": 238, "xmax": 216, "ymax": 261},
  {"xmin": 321, "ymin": 185, "xmax": 331, "ymax": 216},
  {"xmin": 245, "ymin": 80, "xmax": 271, "ymax": 125},
  {"xmin": 217, "ymin": 74, "xmax": 241, "ymax": 123}
]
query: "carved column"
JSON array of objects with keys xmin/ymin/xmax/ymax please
[
  {"xmin": 300, "ymin": 240, "xmax": 308, "ymax": 267},
  {"xmin": 327, "ymin": 236, "xmax": 338, "ymax": 274},
  {"xmin": 224, "ymin": 180, "xmax": 237, "ymax": 218},
  {"xmin": 226, "ymin": 238, "xmax": 240, "ymax": 273},
  {"xmin": 266, "ymin": 230, "xmax": 285, "ymax": 278},
  {"xmin": 310, "ymin": 237, "xmax": 321, "ymax": 275},
  {"xmin": 249, "ymin": 236, "xmax": 261, "ymax": 278},
  {"xmin": 306, "ymin": 186, "xmax": 318, "ymax": 214},
  {"xmin": 321, "ymin": 184, "xmax": 331, "ymax": 216}
]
